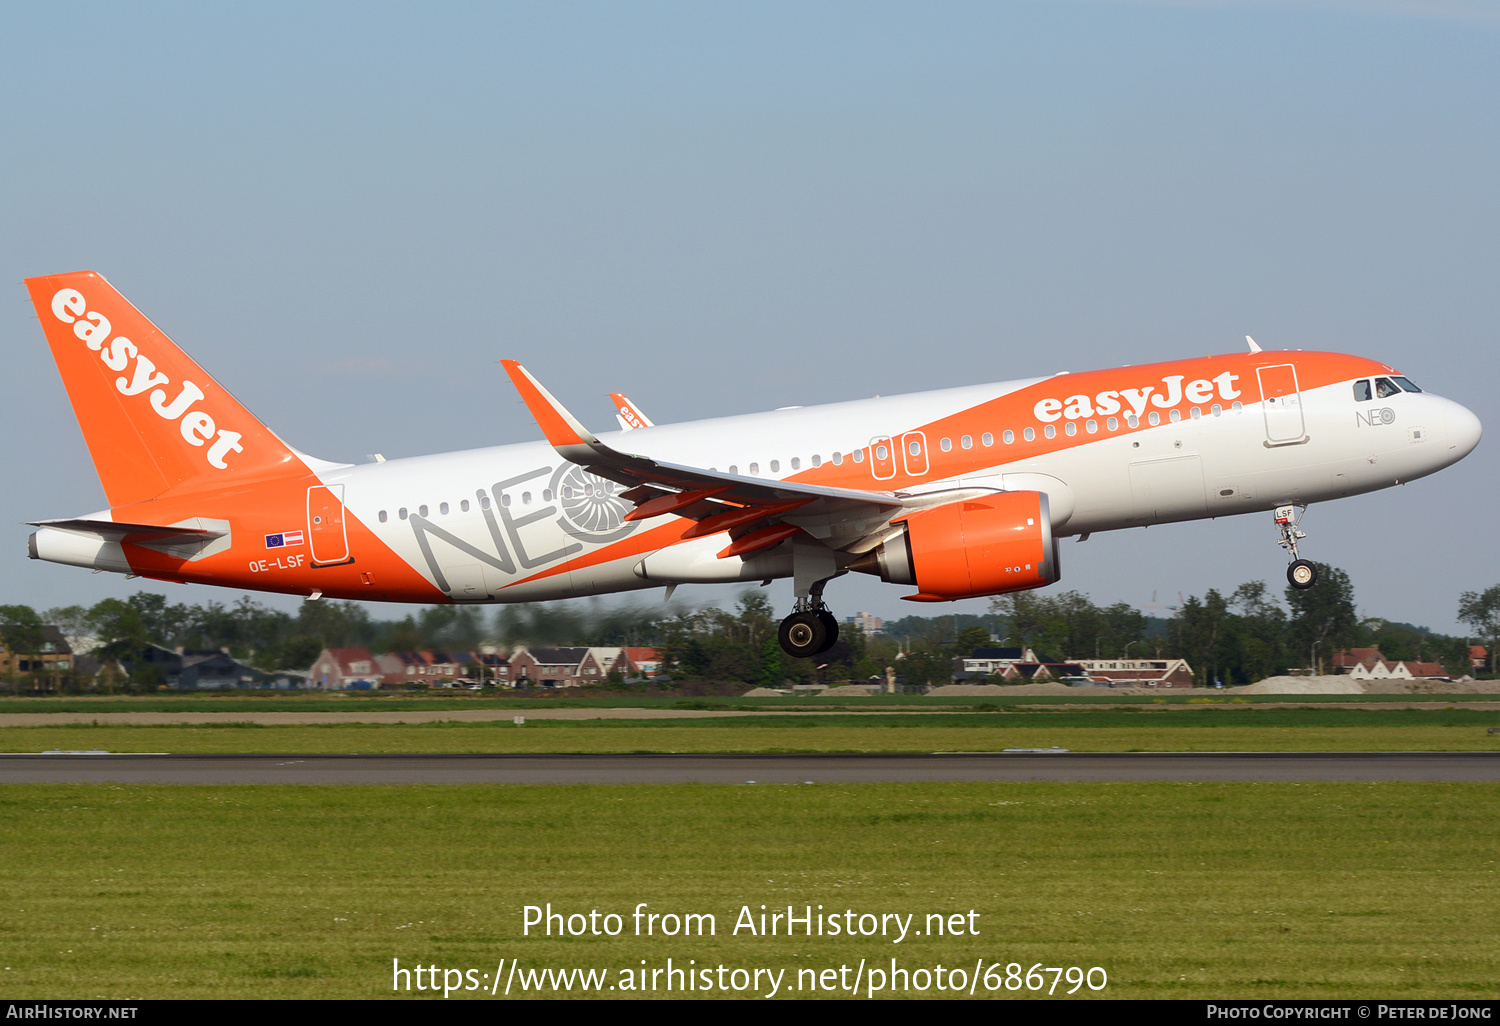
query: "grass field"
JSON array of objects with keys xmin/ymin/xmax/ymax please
[
  {"xmin": 1, "ymin": 782, "xmax": 1495, "ymax": 999},
  {"xmin": 3, "ymin": 716, "xmax": 1500, "ymax": 753},
  {"xmin": 2, "ymin": 692, "xmax": 1495, "ymax": 712}
]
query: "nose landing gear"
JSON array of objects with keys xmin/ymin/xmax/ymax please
[{"xmin": 1275, "ymin": 504, "xmax": 1319, "ymax": 590}]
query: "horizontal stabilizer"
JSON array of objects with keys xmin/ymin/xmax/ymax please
[
  {"xmin": 29, "ymin": 515, "xmax": 232, "ymax": 568},
  {"xmin": 29, "ymin": 517, "xmax": 227, "ymax": 544}
]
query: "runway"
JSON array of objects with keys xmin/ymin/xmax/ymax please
[{"xmin": 1, "ymin": 752, "xmax": 1497, "ymax": 784}]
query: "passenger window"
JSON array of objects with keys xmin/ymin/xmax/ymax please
[
  {"xmin": 728, "ymin": 465, "xmax": 738, "ymax": 475},
  {"xmin": 982, "ymin": 432, "xmax": 994, "ymax": 446},
  {"xmin": 852, "ymin": 450, "xmax": 864, "ymax": 463},
  {"xmin": 460, "ymin": 499, "xmax": 470, "ymax": 512},
  {"xmin": 960, "ymin": 435, "xmax": 972, "ymax": 449},
  {"xmin": 790, "ymin": 457, "xmax": 800, "ymax": 469},
  {"xmin": 378, "ymin": 510, "xmax": 387, "ymax": 523},
  {"xmin": 1064, "ymin": 422, "xmax": 1076, "ymax": 436},
  {"xmin": 940, "ymin": 438, "xmax": 952, "ymax": 452},
  {"xmin": 1023, "ymin": 427, "xmax": 1035, "ymax": 442},
  {"xmin": 440, "ymin": 502, "xmax": 449, "ymax": 515},
  {"xmin": 1106, "ymin": 417, "xmax": 1118, "ymax": 431},
  {"xmin": 1044, "ymin": 424, "xmax": 1056, "ymax": 439},
  {"xmin": 1086, "ymin": 419, "xmax": 1098, "ymax": 433},
  {"xmin": 1002, "ymin": 430, "xmax": 1014, "ymax": 444},
  {"xmin": 770, "ymin": 460, "xmax": 779, "ymax": 472},
  {"xmin": 1148, "ymin": 412, "xmax": 1160, "ymax": 426},
  {"xmin": 1393, "ymin": 376, "xmax": 1422, "ymax": 393},
  {"xmin": 749, "ymin": 462, "xmax": 760, "ymax": 475},
  {"xmin": 1376, "ymin": 377, "xmax": 1402, "ymax": 399},
  {"xmin": 1353, "ymin": 380, "xmax": 1372, "ymax": 402},
  {"xmin": 832, "ymin": 452, "xmax": 843, "ymax": 465},
  {"xmin": 399, "ymin": 508, "xmax": 408, "ymax": 520},
  {"xmin": 419, "ymin": 505, "xmax": 429, "ymax": 517}
]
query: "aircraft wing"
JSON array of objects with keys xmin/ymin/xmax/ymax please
[{"xmin": 503, "ymin": 361, "xmax": 907, "ymax": 553}]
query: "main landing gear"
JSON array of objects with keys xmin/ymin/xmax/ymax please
[
  {"xmin": 778, "ymin": 557, "xmax": 843, "ymax": 658},
  {"xmin": 778, "ymin": 605, "xmax": 840, "ymax": 659},
  {"xmin": 1275, "ymin": 504, "xmax": 1319, "ymax": 590}
]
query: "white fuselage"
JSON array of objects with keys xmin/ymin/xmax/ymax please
[{"xmin": 319, "ymin": 368, "xmax": 1478, "ymax": 604}]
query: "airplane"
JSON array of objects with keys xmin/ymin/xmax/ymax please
[{"xmin": 23, "ymin": 270, "xmax": 1483, "ymax": 658}]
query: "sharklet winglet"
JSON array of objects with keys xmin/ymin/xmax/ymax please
[{"xmin": 499, "ymin": 360, "xmax": 597, "ymax": 450}]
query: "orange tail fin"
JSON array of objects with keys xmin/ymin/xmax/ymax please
[{"xmin": 25, "ymin": 271, "xmax": 301, "ymax": 507}]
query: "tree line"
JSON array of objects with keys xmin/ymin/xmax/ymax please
[{"xmin": 0, "ymin": 561, "xmax": 1494, "ymax": 691}]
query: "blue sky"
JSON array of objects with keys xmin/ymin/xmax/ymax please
[{"xmin": 2, "ymin": 1, "xmax": 1496, "ymax": 632}]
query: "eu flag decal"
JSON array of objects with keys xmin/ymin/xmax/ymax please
[{"xmin": 264, "ymin": 530, "xmax": 305, "ymax": 549}]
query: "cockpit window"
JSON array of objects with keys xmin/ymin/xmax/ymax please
[
  {"xmin": 1392, "ymin": 376, "xmax": 1422, "ymax": 393},
  {"xmin": 1353, "ymin": 380, "xmax": 1372, "ymax": 402},
  {"xmin": 1375, "ymin": 377, "xmax": 1402, "ymax": 399}
]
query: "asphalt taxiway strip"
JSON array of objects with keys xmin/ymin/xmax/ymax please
[{"xmin": 0, "ymin": 752, "xmax": 1497, "ymax": 784}]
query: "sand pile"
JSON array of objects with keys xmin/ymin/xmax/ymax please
[{"xmin": 1236, "ymin": 675, "xmax": 1365, "ymax": 694}]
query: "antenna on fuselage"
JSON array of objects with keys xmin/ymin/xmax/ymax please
[{"xmin": 1245, "ymin": 335, "xmax": 1262, "ymax": 353}]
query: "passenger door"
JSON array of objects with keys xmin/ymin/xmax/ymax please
[
  {"xmin": 307, "ymin": 484, "xmax": 351, "ymax": 566},
  {"xmin": 1257, "ymin": 364, "xmax": 1306, "ymax": 445}
]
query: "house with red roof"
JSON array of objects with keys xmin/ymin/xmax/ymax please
[
  {"xmin": 309, "ymin": 648, "xmax": 381, "ymax": 690},
  {"xmin": 622, "ymin": 647, "xmax": 662, "ymax": 677}
]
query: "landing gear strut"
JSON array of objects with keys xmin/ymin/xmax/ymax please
[
  {"xmin": 1275, "ymin": 504, "xmax": 1319, "ymax": 590},
  {"xmin": 778, "ymin": 562, "xmax": 842, "ymax": 658}
]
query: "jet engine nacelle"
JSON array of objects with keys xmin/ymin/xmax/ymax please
[{"xmin": 851, "ymin": 491, "xmax": 1060, "ymax": 601}]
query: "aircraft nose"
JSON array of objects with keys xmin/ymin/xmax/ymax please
[{"xmin": 1446, "ymin": 400, "xmax": 1482, "ymax": 460}]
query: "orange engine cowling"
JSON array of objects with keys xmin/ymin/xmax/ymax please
[{"xmin": 852, "ymin": 491, "xmax": 1060, "ymax": 601}]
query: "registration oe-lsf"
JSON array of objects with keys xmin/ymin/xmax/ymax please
[{"xmin": 24, "ymin": 271, "xmax": 1481, "ymax": 657}]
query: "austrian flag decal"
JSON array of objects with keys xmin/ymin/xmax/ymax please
[{"xmin": 264, "ymin": 530, "xmax": 304, "ymax": 549}]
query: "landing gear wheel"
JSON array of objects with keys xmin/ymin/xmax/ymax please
[
  {"xmin": 778, "ymin": 611, "xmax": 828, "ymax": 659},
  {"xmin": 1288, "ymin": 559, "xmax": 1318, "ymax": 589},
  {"xmin": 815, "ymin": 611, "xmax": 840, "ymax": 653}
]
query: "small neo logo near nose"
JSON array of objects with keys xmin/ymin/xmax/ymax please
[{"xmin": 1355, "ymin": 407, "xmax": 1396, "ymax": 426}]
